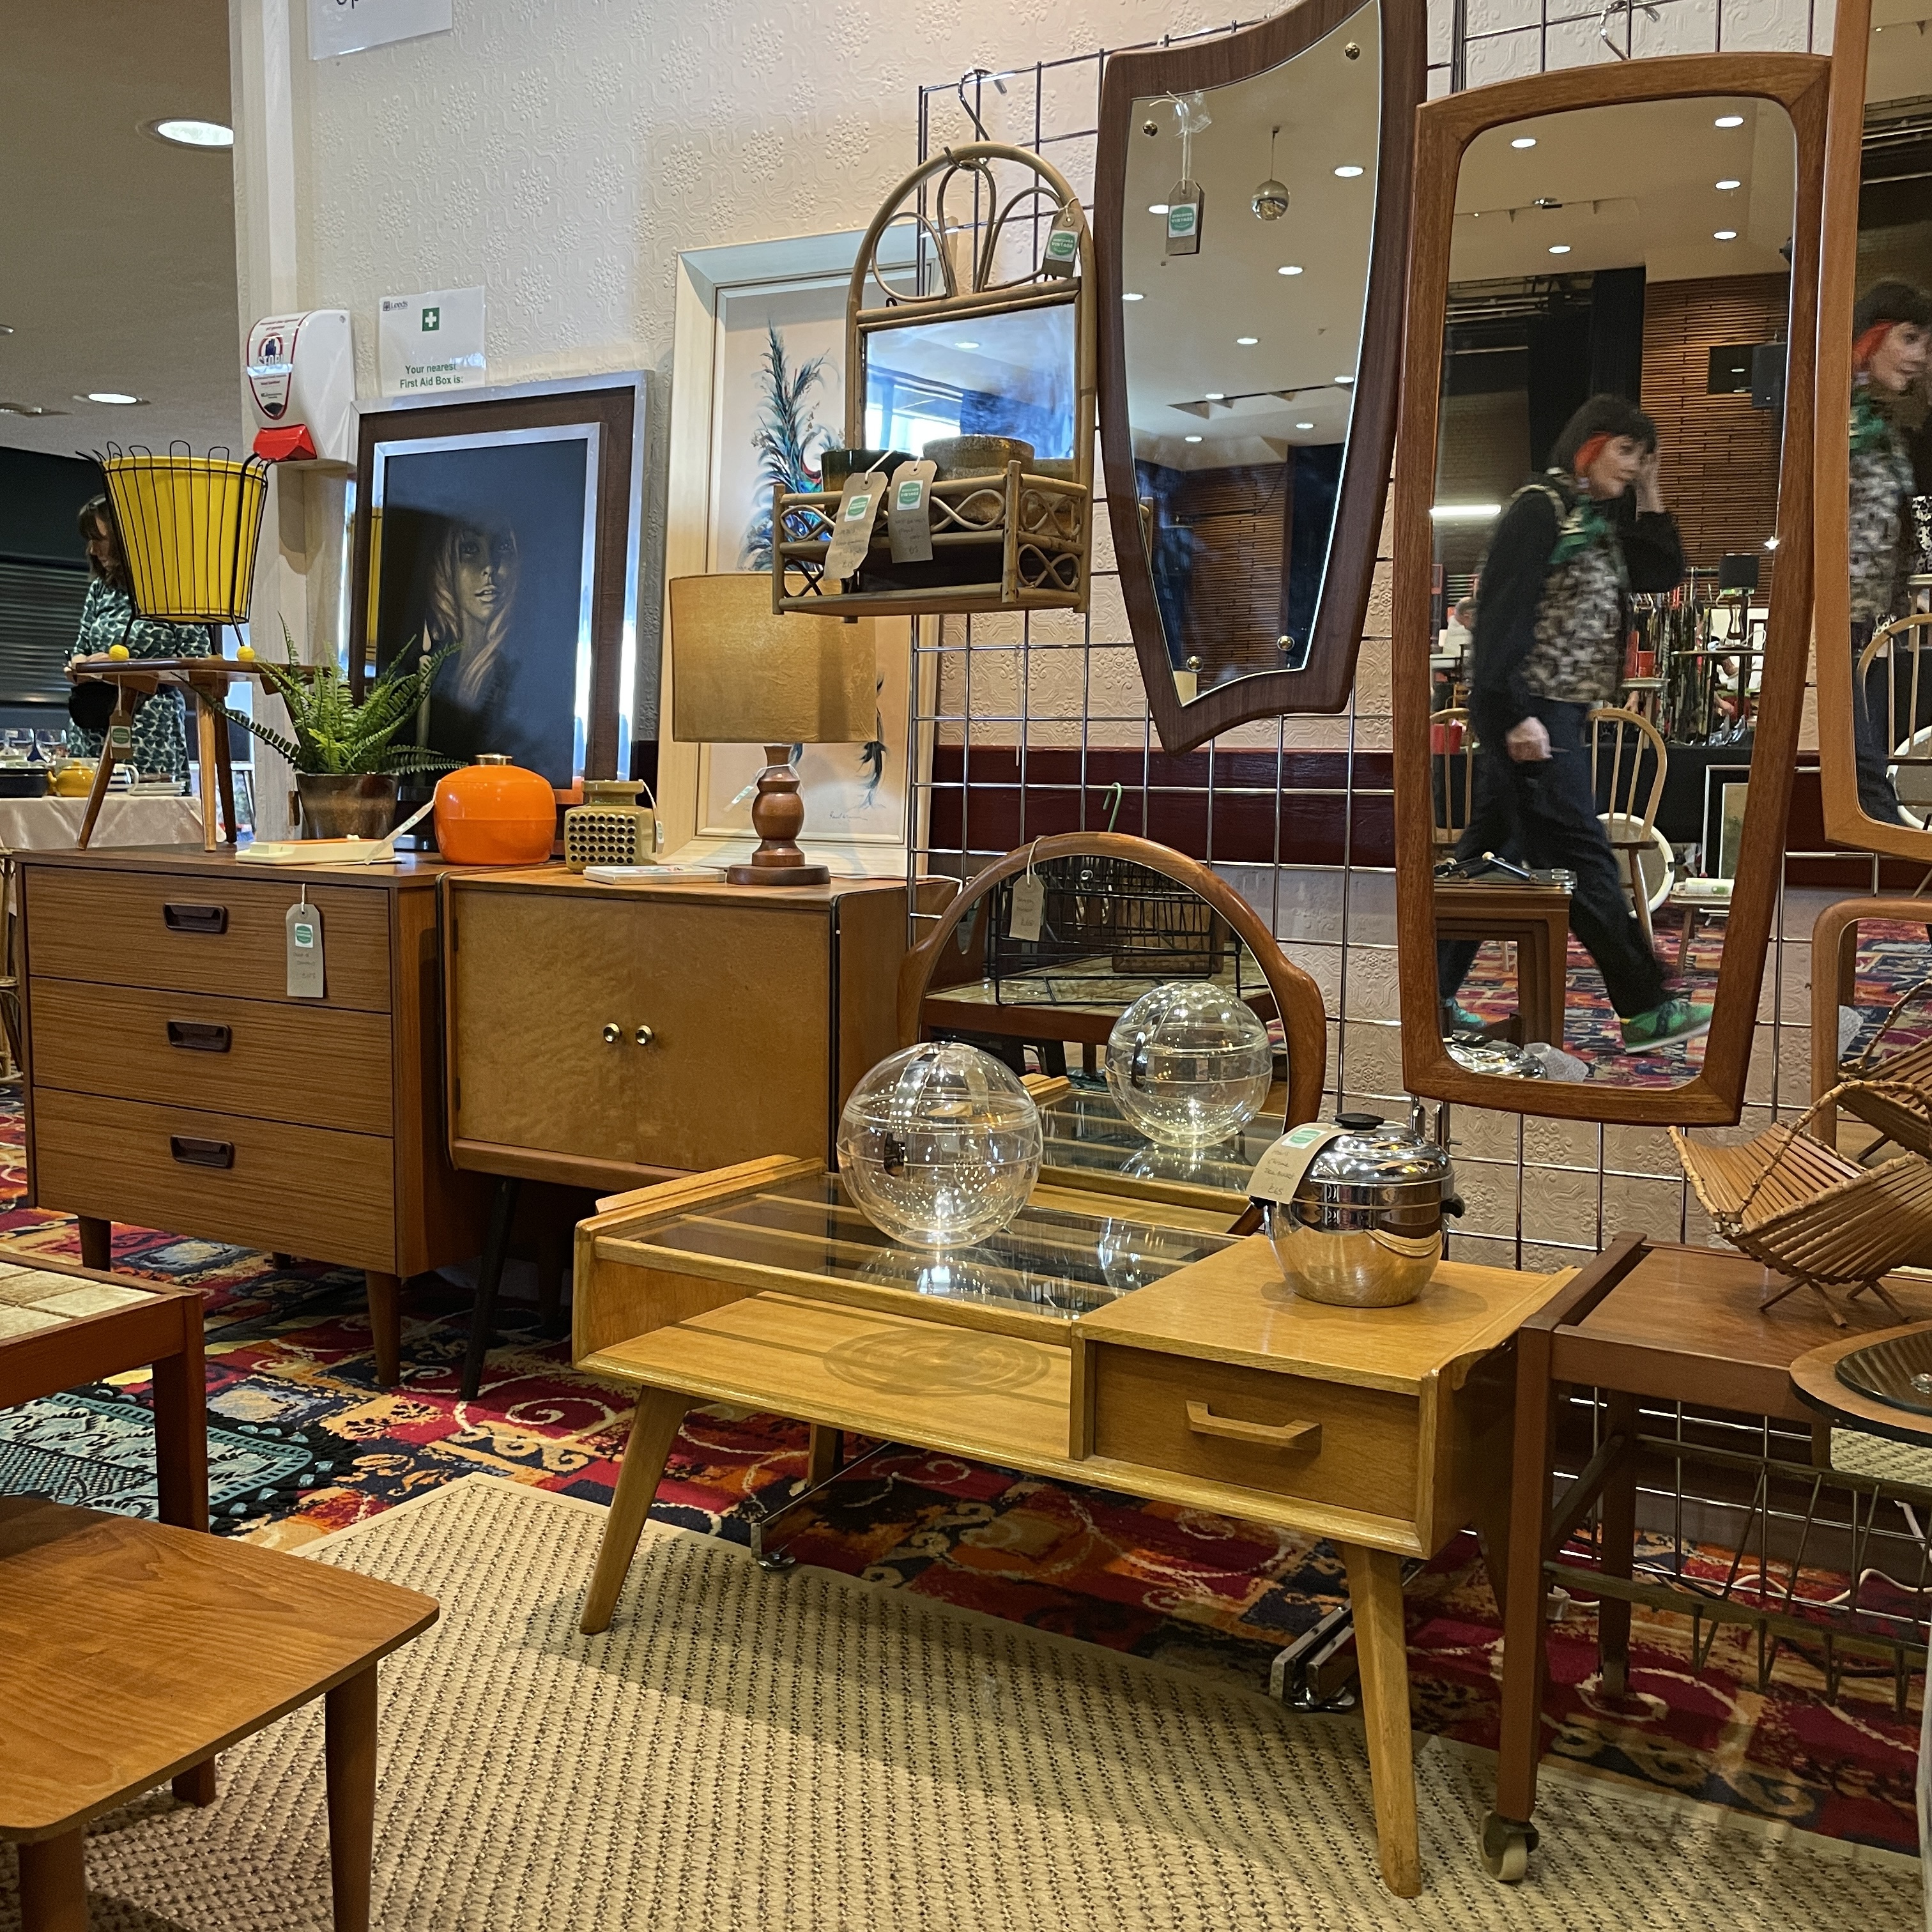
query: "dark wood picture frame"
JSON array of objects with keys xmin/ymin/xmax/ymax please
[
  {"xmin": 1390, "ymin": 54, "xmax": 1830, "ymax": 1125},
  {"xmin": 346, "ymin": 374, "xmax": 645, "ymax": 786},
  {"xmin": 1813, "ymin": 0, "xmax": 1921, "ymax": 858},
  {"xmin": 1095, "ymin": 0, "xmax": 1425, "ymax": 754}
]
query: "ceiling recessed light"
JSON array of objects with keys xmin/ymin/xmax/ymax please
[
  {"xmin": 1713, "ymin": 229, "xmax": 1738, "ymax": 241},
  {"xmin": 1148, "ymin": 202, "xmax": 1170, "ymax": 215},
  {"xmin": 0, "ymin": 401, "xmax": 59, "ymax": 417},
  {"xmin": 1510, "ymin": 137, "xmax": 1537, "ymax": 149},
  {"xmin": 1716, "ymin": 178, "xmax": 1742, "ymax": 190},
  {"xmin": 0, "ymin": 325, "xmax": 13, "ymax": 336},
  {"xmin": 1335, "ymin": 374, "xmax": 1354, "ymax": 385},
  {"xmin": 1548, "ymin": 243, "xmax": 1572, "ymax": 256},
  {"xmin": 1715, "ymin": 114, "xmax": 1744, "ymax": 128},
  {"xmin": 1204, "ymin": 391, "xmax": 1225, "ymax": 399},
  {"xmin": 1296, "ymin": 420, "xmax": 1315, "ymax": 429},
  {"xmin": 1237, "ymin": 335, "xmax": 1259, "ymax": 345},
  {"xmin": 1123, "ymin": 291, "xmax": 1145, "ymax": 302},
  {"xmin": 80, "ymin": 392, "xmax": 145, "ymax": 406},
  {"xmin": 146, "ymin": 118, "xmax": 233, "ymax": 149},
  {"xmin": 954, "ymin": 340, "xmax": 980, "ymax": 349},
  {"xmin": 1278, "ymin": 264, "xmax": 1304, "ymax": 276},
  {"xmin": 1430, "ymin": 502, "xmax": 1503, "ymax": 521},
  {"xmin": 1184, "ymin": 434, "xmax": 1204, "ymax": 443},
  {"xmin": 1333, "ymin": 164, "xmax": 1365, "ymax": 178}
]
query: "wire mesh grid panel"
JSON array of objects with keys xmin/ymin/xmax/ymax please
[{"xmin": 909, "ymin": 0, "xmax": 1848, "ymax": 1278}]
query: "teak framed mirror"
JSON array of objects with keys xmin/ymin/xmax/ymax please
[
  {"xmin": 1095, "ymin": 0, "xmax": 1425, "ymax": 753},
  {"xmin": 1390, "ymin": 54, "xmax": 1828, "ymax": 1124},
  {"xmin": 1814, "ymin": 0, "xmax": 1932, "ymax": 855}
]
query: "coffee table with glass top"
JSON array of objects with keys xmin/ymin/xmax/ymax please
[{"xmin": 569, "ymin": 1152, "xmax": 1575, "ymax": 1897}]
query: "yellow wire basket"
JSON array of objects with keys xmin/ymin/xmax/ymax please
[{"xmin": 99, "ymin": 443, "xmax": 270, "ymax": 624}]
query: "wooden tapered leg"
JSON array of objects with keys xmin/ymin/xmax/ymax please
[
  {"xmin": 194, "ymin": 698, "xmax": 220, "ymax": 851},
  {"xmin": 581, "ymin": 1388, "xmax": 692, "ymax": 1634},
  {"xmin": 1343, "ymin": 1543, "xmax": 1420, "ymax": 1898},
  {"xmin": 172, "ymin": 1758, "xmax": 218, "ymax": 1805},
  {"xmin": 325, "ymin": 1664, "xmax": 378, "ymax": 1932},
  {"xmin": 806, "ymin": 1425, "xmax": 843, "ymax": 1486},
  {"xmin": 213, "ymin": 707, "xmax": 239, "ymax": 843},
  {"xmin": 17, "ymin": 1828, "xmax": 87, "ymax": 1932},
  {"xmin": 77, "ymin": 1216, "xmax": 111, "ymax": 1271},
  {"xmin": 535, "ymin": 1225, "xmax": 567, "ymax": 1333},
  {"xmin": 459, "ymin": 1176, "xmax": 519, "ymax": 1401},
  {"xmin": 75, "ymin": 715, "xmax": 121, "ymax": 850},
  {"xmin": 150, "ymin": 1300, "xmax": 208, "ymax": 1533},
  {"xmin": 365, "ymin": 1271, "xmax": 402, "ymax": 1388},
  {"xmin": 1596, "ymin": 1392, "xmax": 1638, "ymax": 1698},
  {"xmin": 1492, "ymin": 1324, "xmax": 1557, "ymax": 1834}
]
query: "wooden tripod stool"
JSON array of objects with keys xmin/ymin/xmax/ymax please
[{"xmin": 0, "ymin": 1498, "xmax": 436, "ymax": 1931}]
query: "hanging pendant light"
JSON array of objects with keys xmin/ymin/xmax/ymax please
[{"xmin": 1252, "ymin": 126, "xmax": 1289, "ymax": 222}]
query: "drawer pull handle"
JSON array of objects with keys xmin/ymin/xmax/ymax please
[
  {"xmin": 169, "ymin": 1135, "xmax": 234, "ymax": 1170},
  {"xmin": 1185, "ymin": 1402, "xmax": 1321, "ymax": 1452},
  {"xmin": 165, "ymin": 1020, "xmax": 232, "ymax": 1053},
  {"xmin": 162, "ymin": 903, "xmax": 228, "ymax": 935}
]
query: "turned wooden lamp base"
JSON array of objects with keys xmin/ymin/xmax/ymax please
[{"xmin": 726, "ymin": 745, "xmax": 830, "ymax": 887}]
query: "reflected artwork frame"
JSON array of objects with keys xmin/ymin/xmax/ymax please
[
  {"xmin": 1095, "ymin": 0, "xmax": 1426, "ymax": 753},
  {"xmin": 1390, "ymin": 56, "xmax": 1830, "ymax": 1126}
]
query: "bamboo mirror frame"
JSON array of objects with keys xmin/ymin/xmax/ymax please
[
  {"xmin": 1390, "ymin": 55, "xmax": 1829, "ymax": 1125},
  {"xmin": 1813, "ymin": 0, "xmax": 1932, "ymax": 857},
  {"xmin": 1095, "ymin": 0, "xmax": 1425, "ymax": 753}
]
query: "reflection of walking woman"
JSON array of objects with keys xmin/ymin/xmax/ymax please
[
  {"xmin": 65, "ymin": 497, "xmax": 209, "ymax": 781},
  {"xmin": 1847, "ymin": 281, "xmax": 1932, "ymax": 827},
  {"xmin": 427, "ymin": 521, "xmax": 519, "ymax": 714},
  {"xmin": 1439, "ymin": 395, "xmax": 1710, "ymax": 1054}
]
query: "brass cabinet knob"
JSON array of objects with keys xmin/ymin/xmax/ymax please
[
  {"xmin": 634, "ymin": 1025, "xmax": 655, "ymax": 1046},
  {"xmin": 602, "ymin": 1023, "xmax": 622, "ymax": 1044}
]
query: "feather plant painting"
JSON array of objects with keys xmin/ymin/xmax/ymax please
[{"xmin": 742, "ymin": 323, "xmax": 832, "ymax": 573}]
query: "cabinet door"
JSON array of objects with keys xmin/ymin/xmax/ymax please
[
  {"xmin": 631, "ymin": 901, "xmax": 831, "ymax": 1170},
  {"xmin": 451, "ymin": 889, "xmax": 640, "ymax": 1165}
]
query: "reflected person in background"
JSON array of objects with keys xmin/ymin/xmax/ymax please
[
  {"xmin": 1439, "ymin": 395, "xmax": 1707, "ymax": 1055},
  {"xmin": 1847, "ymin": 280, "xmax": 1932, "ymax": 826}
]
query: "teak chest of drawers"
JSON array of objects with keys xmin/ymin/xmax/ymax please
[{"xmin": 17, "ymin": 848, "xmax": 486, "ymax": 1385}]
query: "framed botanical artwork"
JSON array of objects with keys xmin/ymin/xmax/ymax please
[
  {"xmin": 660, "ymin": 231, "xmax": 933, "ymax": 877},
  {"xmin": 347, "ymin": 372, "xmax": 647, "ymax": 794}
]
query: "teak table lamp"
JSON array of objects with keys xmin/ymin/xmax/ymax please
[{"xmin": 669, "ymin": 572, "xmax": 875, "ymax": 886}]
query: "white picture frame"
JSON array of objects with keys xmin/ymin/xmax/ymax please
[{"xmin": 658, "ymin": 230, "xmax": 934, "ymax": 879}]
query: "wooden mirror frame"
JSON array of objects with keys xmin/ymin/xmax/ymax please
[
  {"xmin": 1814, "ymin": 0, "xmax": 1926, "ymax": 858},
  {"xmin": 1094, "ymin": 0, "xmax": 1426, "ymax": 754},
  {"xmin": 897, "ymin": 831, "xmax": 1328, "ymax": 1130},
  {"xmin": 1390, "ymin": 54, "xmax": 1830, "ymax": 1125}
]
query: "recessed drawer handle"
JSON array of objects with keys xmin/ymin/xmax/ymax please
[
  {"xmin": 165, "ymin": 1020, "xmax": 232, "ymax": 1053},
  {"xmin": 162, "ymin": 903, "xmax": 228, "ymax": 935},
  {"xmin": 1185, "ymin": 1402, "xmax": 1321, "ymax": 1452},
  {"xmin": 169, "ymin": 1135, "xmax": 234, "ymax": 1170}
]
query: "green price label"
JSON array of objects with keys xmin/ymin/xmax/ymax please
[
  {"xmin": 845, "ymin": 493, "xmax": 873, "ymax": 520},
  {"xmin": 293, "ymin": 921, "xmax": 315, "ymax": 949},
  {"xmin": 897, "ymin": 480, "xmax": 923, "ymax": 507},
  {"xmin": 1167, "ymin": 204, "xmax": 1197, "ymax": 238}
]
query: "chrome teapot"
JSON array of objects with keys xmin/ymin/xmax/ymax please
[{"xmin": 1251, "ymin": 1101, "xmax": 1462, "ymax": 1308}]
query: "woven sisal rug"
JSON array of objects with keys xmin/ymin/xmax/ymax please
[{"xmin": 0, "ymin": 1476, "xmax": 1916, "ymax": 1931}]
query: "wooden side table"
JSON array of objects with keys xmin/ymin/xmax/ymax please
[
  {"xmin": 1432, "ymin": 878, "xmax": 1571, "ymax": 1046},
  {"xmin": 0, "ymin": 1497, "xmax": 434, "ymax": 1932}
]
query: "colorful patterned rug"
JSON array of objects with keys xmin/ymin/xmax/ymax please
[{"xmin": 0, "ymin": 1092, "xmax": 1919, "ymax": 1859}]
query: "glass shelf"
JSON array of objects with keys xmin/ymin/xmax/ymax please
[{"xmin": 1038, "ymin": 1084, "xmax": 1276, "ymax": 1197}]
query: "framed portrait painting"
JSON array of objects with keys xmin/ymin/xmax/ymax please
[
  {"xmin": 348, "ymin": 372, "xmax": 646, "ymax": 793},
  {"xmin": 660, "ymin": 231, "xmax": 933, "ymax": 877}
]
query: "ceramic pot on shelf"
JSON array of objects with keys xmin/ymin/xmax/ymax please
[
  {"xmin": 294, "ymin": 772, "xmax": 397, "ymax": 839},
  {"xmin": 433, "ymin": 755, "xmax": 556, "ymax": 865}
]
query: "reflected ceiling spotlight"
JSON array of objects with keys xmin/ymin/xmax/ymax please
[
  {"xmin": 1296, "ymin": 420, "xmax": 1315, "ymax": 429},
  {"xmin": 1184, "ymin": 434, "xmax": 1204, "ymax": 443},
  {"xmin": 1715, "ymin": 113, "xmax": 1744, "ymax": 127},
  {"xmin": 1278, "ymin": 264, "xmax": 1304, "ymax": 276},
  {"xmin": 1253, "ymin": 126, "xmax": 1290, "ymax": 222},
  {"xmin": 1511, "ymin": 136, "xmax": 1537, "ymax": 149},
  {"xmin": 1713, "ymin": 229, "xmax": 1738, "ymax": 241}
]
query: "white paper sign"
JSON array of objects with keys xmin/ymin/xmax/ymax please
[
  {"xmin": 377, "ymin": 287, "xmax": 485, "ymax": 397},
  {"xmin": 309, "ymin": 0, "xmax": 452, "ymax": 59}
]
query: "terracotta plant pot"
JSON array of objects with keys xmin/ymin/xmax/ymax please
[
  {"xmin": 295, "ymin": 772, "xmax": 397, "ymax": 839},
  {"xmin": 433, "ymin": 755, "xmax": 556, "ymax": 865}
]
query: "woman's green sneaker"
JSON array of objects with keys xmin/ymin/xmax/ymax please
[{"xmin": 1621, "ymin": 996, "xmax": 1714, "ymax": 1053}]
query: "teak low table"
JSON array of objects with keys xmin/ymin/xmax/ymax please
[
  {"xmin": 1432, "ymin": 878, "xmax": 1572, "ymax": 1045},
  {"xmin": 571, "ymin": 1155, "xmax": 1574, "ymax": 1897},
  {"xmin": 0, "ymin": 1498, "xmax": 436, "ymax": 1932}
]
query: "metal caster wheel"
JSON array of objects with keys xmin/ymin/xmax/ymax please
[
  {"xmin": 1480, "ymin": 1812, "xmax": 1537, "ymax": 1883},
  {"xmin": 755, "ymin": 1549, "xmax": 797, "ymax": 1574}
]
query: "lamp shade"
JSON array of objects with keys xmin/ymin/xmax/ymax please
[
  {"xmin": 100, "ymin": 445, "xmax": 270, "ymax": 623},
  {"xmin": 670, "ymin": 572, "xmax": 875, "ymax": 745}
]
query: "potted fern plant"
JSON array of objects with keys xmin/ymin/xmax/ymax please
[{"xmin": 226, "ymin": 627, "xmax": 458, "ymax": 838}]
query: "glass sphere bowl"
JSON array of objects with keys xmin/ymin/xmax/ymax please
[
  {"xmin": 1105, "ymin": 981, "xmax": 1275, "ymax": 1147},
  {"xmin": 838, "ymin": 1043, "xmax": 1043, "ymax": 1249}
]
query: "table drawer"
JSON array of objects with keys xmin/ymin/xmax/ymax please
[
  {"xmin": 28, "ymin": 979, "xmax": 394, "ymax": 1135},
  {"xmin": 33, "ymin": 1089, "xmax": 396, "ymax": 1273},
  {"xmin": 1087, "ymin": 1342, "xmax": 1418, "ymax": 1521},
  {"xmin": 22, "ymin": 868, "xmax": 392, "ymax": 1011}
]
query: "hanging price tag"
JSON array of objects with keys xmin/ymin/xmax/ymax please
[
  {"xmin": 1248, "ymin": 1123, "xmax": 1346, "ymax": 1206},
  {"xmin": 887, "ymin": 459, "xmax": 937, "ymax": 564},
  {"xmin": 1007, "ymin": 876, "xmax": 1045, "ymax": 942},
  {"xmin": 1041, "ymin": 204, "xmax": 1081, "ymax": 278},
  {"xmin": 822, "ymin": 471, "xmax": 885, "ymax": 583},
  {"xmin": 1165, "ymin": 183, "xmax": 1204, "ymax": 258},
  {"xmin": 286, "ymin": 896, "xmax": 325, "ymax": 999}
]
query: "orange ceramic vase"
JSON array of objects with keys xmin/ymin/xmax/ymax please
[{"xmin": 433, "ymin": 755, "xmax": 556, "ymax": 864}]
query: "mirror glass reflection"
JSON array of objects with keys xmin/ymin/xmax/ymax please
[
  {"xmin": 1846, "ymin": 6, "xmax": 1932, "ymax": 829},
  {"xmin": 862, "ymin": 303, "xmax": 1077, "ymax": 463},
  {"xmin": 1119, "ymin": 1, "xmax": 1379, "ymax": 690},
  {"xmin": 1428, "ymin": 96, "xmax": 1795, "ymax": 1089}
]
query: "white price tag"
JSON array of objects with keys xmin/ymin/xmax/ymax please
[
  {"xmin": 1247, "ymin": 1123, "xmax": 1346, "ymax": 1206},
  {"xmin": 286, "ymin": 899, "xmax": 325, "ymax": 999},
  {"xmin": 822, "ymin": 472, "xmax": 886, "ymax": 583},
  {"xmin": 1007, "ymin": 875, "xmax": 1045, "ymax": 943},
  {"xmin": 887, "ymin": 460, "xmax": 937, "ymax": 564}
]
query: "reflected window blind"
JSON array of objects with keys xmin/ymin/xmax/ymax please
[{"xmin": 0, "ymin": 558, "xmax": 86, "ymax": 703}]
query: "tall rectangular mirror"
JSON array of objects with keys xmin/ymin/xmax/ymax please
[
  {"xmin": 1814, "ymin": 0, "xmax": 1932, "ymax": 855},
  {"xmin": 1392, "ymin": 57, "xmax": 1828, "ymax": 1124},
  {"xmin": 1095, "ymin": 0, "xmax": 1424, "ymax": 753}
]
